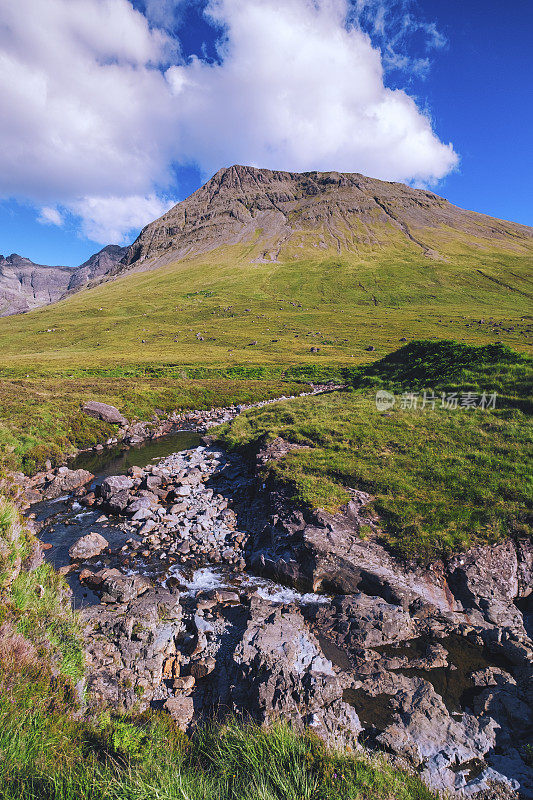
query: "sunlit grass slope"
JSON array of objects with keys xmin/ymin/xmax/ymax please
[
  {"xmin": 0, "ymin": 240, "xmax": 531, "ymax": 372},
  {"xmin": 218, "ymin": 342, "xmax": 533, "ymax": 561}
]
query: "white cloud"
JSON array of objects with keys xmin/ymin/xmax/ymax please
[
  {"xmin": 37, "ymin": 206, "xmax": 64, "ymax": 226},
  {"xmin": 0, "ymin": 0, "xmax": 458, "ymax": 244},
  {"xmin": 67, "ymin": 194, "xmax": 177, "ymax": 244},
  {"xmin": 167, "ymin": 0, "xmax": 457, "ymax": 182}
]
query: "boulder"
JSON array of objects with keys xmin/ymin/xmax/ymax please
[
  {"xmin": 99, "ymin": 475, "xmax": 134, "ymax": 512},
  {"xmin": 43, "ymin": 468, "xmax": 94, "ymax": 500},
  {"xmin": 83, "ymin": 401, "xmax": 127, "ymax": 426},
  {"xmin": 189, "ymin": 656, "xmax": 216, "ymax": 679},
  {"xmin": 81, "ymin": 588, "xmax": 182, "ymax": 710},
  {"xmin": 69, "ymin": 532, "xmax": 108, "ymax": 560},
  {"xmin": 100, "ymin": 475, "xmax": 134, "ymax": 499},
  {"xmin": 99, "ymin": 571, "xmax": 151, "ymax": 603}
]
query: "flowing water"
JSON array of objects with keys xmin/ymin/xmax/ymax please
[{"xmin": 31, "ymin": 431, "xmax": 202, "ymax": 607}]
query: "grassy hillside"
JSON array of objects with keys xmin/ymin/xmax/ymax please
[
  {"xmin": 218, "ymin": 342, "xmax": 533, "ymax": 561},
  {"xmin": 0, "ymin": 499, "xmax": 434, "ymax": 800},
  {"xmin": 0, "ymin": 375, "xmax": 309, "ymax": 475},
  {"xmin": 0, "ymin": 241, "xmax": 531, "ymax": 372},
  {"xmin": 0, "ymin": 235, "xmax": 530, "ymax": 475}
]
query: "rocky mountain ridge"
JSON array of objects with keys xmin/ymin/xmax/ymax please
[
  {"xmin": 3, "ymin": 165, "xmax": 531, "ymax": 316},
  {"xmin": 0, "ymin": 244, "xmax": 127, "ymax": 316},
  {"xmin": 118, "ymin": 164, "xmax": 533, "ymax": 273}
]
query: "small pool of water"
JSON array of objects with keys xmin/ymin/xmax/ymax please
[{"xmin": 69, "ymin": 429, "xmax": 202, "ymax": 483}]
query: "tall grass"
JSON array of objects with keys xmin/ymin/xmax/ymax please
[{"xmin": 0, "ymin": 708, "xmax": 435, "ymax": 800}]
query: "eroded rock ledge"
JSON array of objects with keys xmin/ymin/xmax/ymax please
[{"xmin": 31, "ymin": 433, "xmax": 533, "ymax": 799}]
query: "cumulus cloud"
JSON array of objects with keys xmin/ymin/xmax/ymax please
[
  {"xmin": 168, "ymin": 0, "xmax": 457, "ymax": 181},
  {"xmin": 67, "ymin": 194, "xmax": 176, "ymax": 244},
  {"xmin": 0, "ymin": 0, "xmax": 458, "ymax": 244}
]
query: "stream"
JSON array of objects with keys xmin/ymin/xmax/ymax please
[
  {"xmin": 27, "ymin": 425, "xmax": 533, "ymax": 798},
  {"xmin": 31, "ymin": 431, "xmax": 202, "ymax": 606}
]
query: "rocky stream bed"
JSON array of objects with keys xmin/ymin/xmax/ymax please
[{"xmin": 21, "ymin": 396, "xmax": 533, "ymax": 799}]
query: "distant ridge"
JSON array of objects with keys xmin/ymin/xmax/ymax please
[{"xmin": 0, "ymin": 244, "xmax": 127, "ymax": 316}]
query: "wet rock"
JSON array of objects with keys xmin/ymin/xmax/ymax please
[
  {"xmin": 83, "ymin": 401, "xmax": 127, "ymax": 426},
  {"xmin": 212, "ymin": 589, "xmax": 240, "ymax": 605},
  {"xmin": 43, "ymin": 468, "xmax": 94, "ymax": 500},
  {"xmin": 99, "ymin": 475, "xmax": 134, "ymax": 513},
  {"xmin": 69, "ymin": 531, "xmax": 108, "ymax": 560}
]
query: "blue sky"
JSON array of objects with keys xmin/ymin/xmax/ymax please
[{"xmin": 0, "ymin": 0, "xmax": 531, "ymax": 267}]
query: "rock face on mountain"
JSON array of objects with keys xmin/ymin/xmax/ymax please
[
  {"xmin": 0, "ymin": 244, "xmax": 126, "ymax": 316},
  {"xmin": 66, "ymin": 245, "xmax": 127, "ymax": 292},
  {"xmin": 119, "ymin": 165, "xmax": 533, "ymax": 272}
]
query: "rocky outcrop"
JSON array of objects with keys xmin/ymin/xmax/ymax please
[
  {"xmin": 81, "ymin": 586, "xmax": 182, "ymax": 710},
  {"xmin": 32, "ymin": 433, "xmax": 533, "ymax": 798},
  {"xmin": 118, "ymin": 165, "xmax": 533, "ymax": 273},
  {"xmin": 0, "ymin": 245, "xmax": 126, "ymax": 316},
  {"xmin": 228, "ymin": 595, "xmax": 361, "ymax": 748}
]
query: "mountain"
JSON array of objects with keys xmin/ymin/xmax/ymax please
[
  {"xmin": 0, "ymin": 166, "xmax": 531, "ymax": 371},
  {"xmin": 0, "ymin": 244, "xmax": 127, "ymax": 316},
  {"xmin": 117, "ymin": 165, "xmax": 533, "ymax": 274}
]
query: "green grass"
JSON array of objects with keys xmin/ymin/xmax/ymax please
[
  {"xmin": 0, "ymin": 374, "xmax": 307, "ymax": 475},
  {"xmin": 0, "ymin": 498, "xmax": 84, "ymax": 679},
  {"xmin": 217, "ymin": 342, "xmax": 533, "ymax": 561},
  {"xmin": 351, "ymin": 340, "xmax": 533, "ymax": 410},
  {"xmin": 0, "ymin": 242, "xmax": 531, "ymax": 373},
  {"xmin": 0, "ymin": 698, "xmax": 435, "ymax": 800},
  {"xmin": 0, "ymin": 235, "xmax": 531, "ymax": 476}
]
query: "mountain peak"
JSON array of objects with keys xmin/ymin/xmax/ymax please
[{"xmin": 119, "ymin": 166, "xmax": 531, "ymax": 273}]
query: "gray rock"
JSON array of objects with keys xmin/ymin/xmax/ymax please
[
  {"xmin": 83, "ymin": 401, "xmax": 127, "ymax": 426},
  {"xmin": 99, "ymin": 570, "xmax": 152, "ymax": 603},
  {"xmin": 227, "ymin": 596, "xmax": 361, "ymax": 748},
  {"xmin": 100, "ymin": 475, "xmax": 134, "ymax": 499},
  {"xmin": 43, "ymin": 468, "xmax": 94, "ymax": 500},
  {"xmin": 164, "ymin": 696, "xmax": 194, "ymax": 731},
  {"xmin": 69, "ymin": 532, "xmax": 108, "ymax": 560}
]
